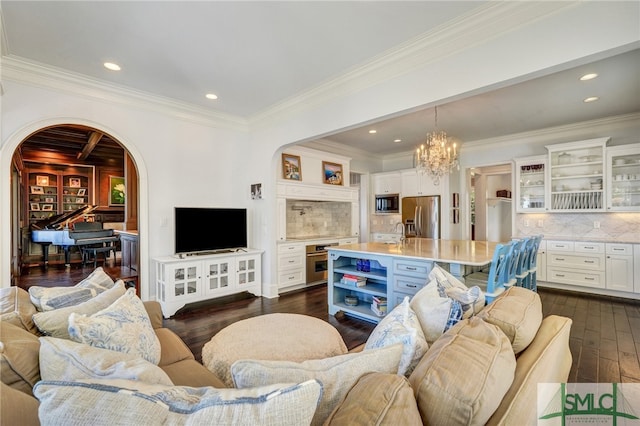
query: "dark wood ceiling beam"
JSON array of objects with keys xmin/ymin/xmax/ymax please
[{"xmin": 77, "ymin": 131, "xmax": 103, "ymax": 160}]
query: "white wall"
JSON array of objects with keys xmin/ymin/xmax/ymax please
[{"xmin": 2, "ymin": 1, "xmax": 638, "ymax": 297}]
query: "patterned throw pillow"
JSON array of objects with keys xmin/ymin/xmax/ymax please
[
  {"xmin": 409, "ymin": 279, "xmax": 463, "ymax": 344},
  {"xmin": 33, "ymin": 379, "xmax": 322, "ymax": 426},
  {"xmin": 32, "ymin": 280, "xmax": 126, "ymax": 339},
  {"xmin": 68, "ymin": 288, "xmax": 161, "ymax": 364},
  {"xmin": 231, "ymin": 344, "xmax": 403, "ymax": 426},
  {"xmin": 364, "ymin": 296, "xmax": 429, "ymax": 376},
  {"xmin": 429, "ymin": 264, "xmax": 485, "ymax": 318},
  {"xmin": 29, "ymin": 267, "xmax": 116, "ymax": 311},
  {"xmin": 39, "ymin": 336, "xmax": 173, "ymax": 385}
]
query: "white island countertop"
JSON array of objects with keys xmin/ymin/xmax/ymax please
[{"xmin": 332, "ymin": 238, "xmax": 499, "ymax": 267}]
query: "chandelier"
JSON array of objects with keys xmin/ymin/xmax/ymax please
[{"xmin": 415, "ymin": 106, "xmax": 460, "ymax": 185}]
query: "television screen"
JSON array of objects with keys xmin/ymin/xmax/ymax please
[{"xmin": 175, "ymin": 207, "xmax": 247, "ymax": 255}]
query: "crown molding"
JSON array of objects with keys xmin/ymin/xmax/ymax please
[
  {"xmin": 461, "ymin": 112, "xmax": 640, "ymax": 153},
  {"xmin": 0, "ymin": 55, "xmax": 249, "ymax": 132},
  {"xmin": 248, "ymin": 1, "xmax": 579, "ymax": 130},
  {"xmin": 300, "ymin": 138, "xmax": 382, "ymax": 163}
]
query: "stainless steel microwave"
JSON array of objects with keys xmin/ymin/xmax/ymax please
[{"xmin": 375, "ymin": 193, "xmax": 400, "ymax": 213}]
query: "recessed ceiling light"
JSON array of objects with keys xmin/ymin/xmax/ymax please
[
  {"xmin": 205, "ymin": 93, "xmax": 218, "ymax": 100},
  {"xmin": 580, "ymin": 73, "xmax": 598, "ymax": 81},
  {"xmin": 103, "ymin": 62, "xmax": 121, "ymax": 71},
  {"xmin": 369, "ymin": 129, "xmax": 377, "ymax": 134},
  {"xmin": 583, "ymin": 96, "xmax": 599, "ymax": 103},
  {"xmin": 394, "ymin": 139, "xmax": 402, "ymax": 143}
]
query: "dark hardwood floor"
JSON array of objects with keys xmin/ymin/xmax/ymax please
[{"xmin": 15, "ymin": 261, "xmax": 640, "ymax": 382}]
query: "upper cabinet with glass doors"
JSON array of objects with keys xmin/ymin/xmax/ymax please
[
  {"xmin": 514, "ymin": 155, "xmax": 547, "ymax": 213},
  {"xmin": 546, "ymin": 137, "xmax": 609, "ymax": 212},
  {"xmin": 607, "ymin": 143, "xmax": 640, "ymax": 211}
]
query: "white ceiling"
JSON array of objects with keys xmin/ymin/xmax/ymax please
[{"xmin": 2, "ymin": 1, "xmax": 639, "ymax": 156}]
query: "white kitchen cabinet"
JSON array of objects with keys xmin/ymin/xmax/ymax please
[
  {"xmin": 605, "ymin": 243, "xmax": 634, "ymax": 292},
  {"xmin": 372, "ymin": 172, "xmax": 401, "ymax": 195},
  {"xmin": 276, "ymin": 198, "xmax": 287, "ymax": 241},
  {"xmin": 546, "ymin": 137, "xmax": 609, "ymax": 212},
  {"xmin": 400, "ymin": 169, "xmax": 440, "ymax": 197},
  {"xmin": 351, "ymin": 202, "xmax": 360, "ymax": 237},
  {"xmin": 154, "ymin": 250, "xmax": 262, "ymax": 318},
  {"xmin": 546, "ymin": 240, "xmax": 605, "ymax": 289},
  {"xmin": 277, "ymin": 242, "xmax": 306, "ymax": 289},
  {"xmin": 514, "ymin": 155, "xmax": 547, "ymax": 212},
  {"xmin": 339, "ymin": 237, "xmax": 359, "ymax": 245},
  {"xmin": 606, "ymin": 143, "xmax": 640, "ymax": 211},
  {"xmin": 391, "ymin": 258, "xmax": 433, "ymax": 305}
]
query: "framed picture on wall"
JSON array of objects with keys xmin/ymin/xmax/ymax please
[
  {"xmin": 36, "ymin": 175, "xmax": 49, "ymax": 186},
  {"xmin": 109, "ymin": 176, "xmax": 125, "ymax": 205},
  {"xmin": 322, "ymin": 161, "xmax": 343, "ymax": 185},
  {"xmin": 69, "ymin": 178, "xmax": 81, "ymax": 188},
  {"xmin": 282, "ymin": 154, "xmax": 302, "ymax": 181},
  {"xmin": 31, "ymin": 186, "xmax": 44, "ymax": 194}
]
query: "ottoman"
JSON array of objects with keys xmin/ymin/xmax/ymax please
[{"xmin": 202, "ymin": 313, "xmax": 348, "ymax": 387}]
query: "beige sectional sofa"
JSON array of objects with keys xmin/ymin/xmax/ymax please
[{"xmin": 1, "ymin": 281, "xmax": 572, "ymax": 425}]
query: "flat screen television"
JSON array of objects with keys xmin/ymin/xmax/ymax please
[{"xmin": 175, "ymin": 207, "xmax": 247, "ymax": 255}]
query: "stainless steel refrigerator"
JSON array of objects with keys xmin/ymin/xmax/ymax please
[{"xmin": 402, "ymin": 195, "xmax": 440, "ymax": 239}]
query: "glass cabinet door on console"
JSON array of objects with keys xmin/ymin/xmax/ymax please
[
  {"xmin": 515, "ymin": 155, "xmax": 547, "ymax": 212},
  {"xmin": 546, "ymin": 137, "xmax": 608, "ymax": 212},
  {"xmin": 607, "ymin": 143, "xmax": 640, "ymax": 211}
]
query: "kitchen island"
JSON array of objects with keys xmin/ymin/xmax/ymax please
[{"xmin": 328, "ymin": 239, "xmax": 498, "ymax": 323}]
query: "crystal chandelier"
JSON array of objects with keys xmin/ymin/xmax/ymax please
[{"xmin": 415, "ymin": 106, "xmax": 460, "ymax": 185}]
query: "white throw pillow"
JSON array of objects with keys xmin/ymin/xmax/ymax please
[
  {"xmin": 68, "ymin": 288, "xmax": 161, "ymax": 364},
  {"xmin": 39, "ymin": 336, "xmax": 173, "ymax": 385},
  {"xmin": 231, "ymin": 344, "xmax": 403, "ymax": 426},
  {"xmin": 364, "ymin": 296, "xmax": 428, "ymax": 376},
  {"xmin": 410, "ymin": 279, "xmax": 463, "ymax": 344},
  {"xmin": 33, "ymin": 280, "xmax": 127, "ymax": 339},
  {"xmin": 29, "ymin": 267, "xmax": 116, "ymax": 311},
  {"xmin": 33, "ymin": 378, "xmax": 322, "ymax": 426}
]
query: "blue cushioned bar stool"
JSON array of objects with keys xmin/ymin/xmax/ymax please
[
  {"xmin": 526, "ymin": 235, "xmax": 543, "ymax": 291},
  {"xmin": 514, "ymin": 237, "xmax": 532, "ymax": 288}
]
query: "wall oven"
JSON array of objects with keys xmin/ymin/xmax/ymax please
[
  {"xmin": 375, "ymin": 193, "xmax": 400, "ymax": 214},
  {"xmin": 306, "ymin": 242, "xmax": 338, "ymax": 284}
]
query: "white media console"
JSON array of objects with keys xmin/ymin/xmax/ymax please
[{"xmin": 153, "ymin": 249, "xmax": 263, "ymax": 318}]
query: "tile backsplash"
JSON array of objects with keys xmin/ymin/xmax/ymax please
[
  {"xmin": 286, "ymin": 200, "xmax": 352, "ymax": 238},
  {"xmin": 514, "ymin": 212, "xmax": 640, "ymax": 242}
]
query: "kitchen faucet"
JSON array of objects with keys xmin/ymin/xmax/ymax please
[{"xmin": 394, "ymin": 222, "xmax": 406, "ymax": 243}]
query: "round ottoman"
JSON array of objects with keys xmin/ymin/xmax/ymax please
[{"xmin": 202, "ymin": 313, "xmax": 348, "ymax": 387}]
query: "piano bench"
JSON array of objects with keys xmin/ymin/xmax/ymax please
[{"xmin": 81, "ymin": 245, "xmax": 117, "ymax": 268}]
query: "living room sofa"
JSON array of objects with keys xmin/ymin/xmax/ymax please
[{"xmin": 1, "ymin": 279, "xmax": 572, "ymax": 425}]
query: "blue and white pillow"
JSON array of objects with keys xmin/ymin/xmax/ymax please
[
  {"xmin": 365, "ymin": 296, "xmax": 428, "ymax": 376},
  {"xmin": 68, "ymin": 288, "xmax": 161, "ymax": 364},
  {"xmin": 29, "ymin": 267, "xmax": 116, "ymax": 311}
]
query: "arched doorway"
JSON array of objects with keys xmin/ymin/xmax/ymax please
[{"xmin": 8, "ymin": 124, "xmax": 141, "ymax": 291}]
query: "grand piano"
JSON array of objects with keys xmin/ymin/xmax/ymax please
[{"xmin": 31, "ymin": 205, "xmax": 120, "ymax": 266}]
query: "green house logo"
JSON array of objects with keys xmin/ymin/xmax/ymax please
[{"xmin": 538, "ymin": 383, "xmax": 640, "ymax": 425}]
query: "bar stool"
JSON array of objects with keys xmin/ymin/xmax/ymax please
[
  {"xmin": 514, "ymin": 237, "xmax": 532, "ymax": 288},
  {"xmin": 464, "ymin": 241, "xmax": 512, "ymax": 304},
  {"xmin": 527, "ymin": 235, "xmax": 543, "ymax": 291}
]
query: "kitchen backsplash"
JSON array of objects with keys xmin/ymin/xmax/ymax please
[
  {"xmin": 369, "ymin": 214, "xmax": 402, "ymax": 234},
  {"xmin": 286, "ymin": 200, "xmax": 352, "ymax": 238},
  {"xmin": 515, "ymin": 212, "xmax": 640, "ymax": 243}
]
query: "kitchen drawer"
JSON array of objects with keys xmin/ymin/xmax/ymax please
[
  {"xmin": 606, "ymin": 243, "xmax": 633, "ymax": 256},
  {"xmin": 393, "ymin": 259, "xmax": 433, "ymax": 278},
  {"xmin": 575, "ymin": 242, "xmax": 604, "ymax": 254},
  {"xmin": 278, "ymin": 269, "xmax": 305, "ymax": 287},
  {"xmin": 339, "ymin": 238, "xmax": 359, "ymax": 245},
  {"xmin": 393, "ymin": 274, "xmax": 427, "ymax": 295},
  {"xmin": 278, "ymin": 254, "xmax": 304, "ymax": 269},
  {"xmin": 547, "ymin": 241, "xmax": 574, "ymax": 252},
  {"xmin": 278, "ymin": 243, "xmax": 304, "ymax": 254},
  {"xmin": 547, "ymin": 267, "xmax": 605, "ymax": 289},
  {"xmin": 547, "ymin": 253, "xmax": 604, "ymax": 271}
]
